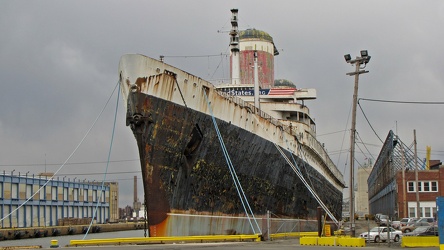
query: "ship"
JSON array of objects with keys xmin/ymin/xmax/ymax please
[{"xmin": 118, "ymin": 9, "xmax": 345, "ymax": 237}]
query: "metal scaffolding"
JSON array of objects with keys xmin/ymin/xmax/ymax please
[{"xmin": 368, "ymin": 130, "xmax": 425, "ymax": 216}]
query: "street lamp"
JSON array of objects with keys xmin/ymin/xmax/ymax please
[{"xmin": 344, "ymin": 50, "xmax": 371, "ymax": 237}]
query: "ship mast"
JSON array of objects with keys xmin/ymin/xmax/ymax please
[
  {"xmin": 253, "ymin": 50, "xmax": 260, "ymax": 111},
  {"xmin": 230, "ymin": 9, "xmax": 240, "ymax": 85}
]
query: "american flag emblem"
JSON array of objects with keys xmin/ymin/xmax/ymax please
[{"xmin": 268, "ymin": 88, "xmax": 297, "ymax": 95}]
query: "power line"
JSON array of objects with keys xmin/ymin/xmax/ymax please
[
  {"xmin": 0, "ymin": 159, "xmax": 139, "ymax": 167},
  {"xmin": 355, "ymin": 131, "xmax": 376, "ymax": 161},
  {"xmin": 357, "ymin": 101, "xmax": 383, "ymax": 143},
  {"xmin": 161, "ymin": 53, "xmax": 229, "ymax": 58},
  {"xmin": 317, "ymin": 129, "xmax": 348, "ymax": 137},
  {"xmin": 359, "ymin": 98, "xmax": 444, "ymax": 105},
  {"xmin": 58, "ymin": 170, "xmax": 141, "ymax": 176}
]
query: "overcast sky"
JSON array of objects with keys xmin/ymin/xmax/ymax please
[{"xmin": 1, "ymin": 1, "xmax": 443, "ymax": 207}]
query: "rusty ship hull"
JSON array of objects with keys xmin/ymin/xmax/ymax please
[{"xmin": 119, "ymin": 54, "xmax": 344, "ymax": 237}]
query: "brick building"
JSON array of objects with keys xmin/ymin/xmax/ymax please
[{"xmin": 396, "ymin": 160, "xmax": 442, "ymax": 218}]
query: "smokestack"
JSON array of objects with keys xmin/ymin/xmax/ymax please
[{"xmin": 134, "ymin": 176, "xmax": 137, "ymax": 203}]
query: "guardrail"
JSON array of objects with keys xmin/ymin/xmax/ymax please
[
  {"xmin": 401, "ymin": 236, "xmax": 438, "ymax": 247},
  {"xmin": 70, "ymin": 234, "xmax": 261, "ymax": 246}
]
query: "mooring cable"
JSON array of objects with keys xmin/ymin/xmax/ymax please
[
  {"xmin": 203, "ymin": 91, "xmax": 262, "ymax": 235},
  {"xmin": 83, "ymin": 81, "xmax": 120, "ymax": 239},
  {"xmin": 0, "ymin": 81, "xmax": 120, "ymax": 224},
  {"xmin": 274, "ymin": 144, "xmax": 339, "ymax": 226},
  {"xmin": 249, "ymin": 114, "xmax": 339, "ymax": 226}
]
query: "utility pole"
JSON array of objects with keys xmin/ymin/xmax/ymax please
[
  {"xmin": 414, "ymin": 129, "xmax": 420, "ymax": 217},
  {"xmin": 401, "ymin": 138, "xmax": 407, "ymax": 217},
  {"xmin": 344, "ymin": 50, "xmax": 371, "ymax": 237}
]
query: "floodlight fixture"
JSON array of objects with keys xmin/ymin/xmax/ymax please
[
  {"xmin": 365, "ymin": 56, "xmax": 371, "ymax": 64},
  {"xmin": 360, "ymin": 50, "xmax": 368, "ymax": 57},
  {"xmin": 344, "ymin": 54, "xmax": 352, "ymax": 62}
]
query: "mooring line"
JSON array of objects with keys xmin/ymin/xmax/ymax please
[
  {"xmin": 203, "ymin": 90, "xmax": 262, "ymax": 235},
  {"xmin": 83, "ymin": 81, "xmax": 120, "ymax": 239},
  {"xmin": 0, "ymin": 81, "xmax": 120, "ymax": 224},
  {"xmin": 250, "ymin": 114, "xmax": 339, "ymax": 226}
]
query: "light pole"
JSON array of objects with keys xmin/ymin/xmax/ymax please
[{"xmin": 344, "ymin": 50, "xmax": 371, "ymax": 237}]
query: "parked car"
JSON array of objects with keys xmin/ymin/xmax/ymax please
[
  {"xmin": 404, "ymin": 225, "xmax": 438, "ymax": 236},
  {"xmin": 391, "ymin": 220, "xmax": 401, "ymax": 229},
  {"xmin": 401, "ymin": 221, "xmax": 430, "ymax": 233},
  {"xmin": 359, "ymin": 227, "xmax": 402, "ymax": 243},
  {"xmin": 416, "ymin": 217, "xmax": 436, "ymax": 225},
  {"xmin": 399, "ymin": 217, "xmax": 417, "ymax": 228},
  {"xmin": 378, "ymin": 215, "xmax": 391, "ymax": 226},
  {"xmin": 374, "ymin": 213, "xmax": 383, "ymax": 223}
]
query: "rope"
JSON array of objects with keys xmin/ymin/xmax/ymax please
[
  {"xmin": 203, "ymin": 91, "xmax": 262, "ymax": 235},
  {"xmin": 284, "ymin": 139, "xmax": 316, "ymax": 194},
  {"xmin": 174, "ymin": 78, "xmax": 187, "ymax": 108},
  {"xmin": 83, "ymin": 81, "xmax": 120, "ymax": 239},
  {"xmin": 0, "ymin": 81, "xmax": 120, "ymax": 223},
  {"xmin": 274, "ymin": 143, "xmax": 339, "ymax": 226},
  {"xmin": 248, "ymin": 114, "xmax": 340, "ymax": 226}
]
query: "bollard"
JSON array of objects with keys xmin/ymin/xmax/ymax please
[{"xmin": 50, "ymin": 239, "xmax": 59, "ymax": 248}]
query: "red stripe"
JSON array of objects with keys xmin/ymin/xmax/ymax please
[{"xmin": 269, "ymin": 88, "xmax": 296, "ymax": 95}]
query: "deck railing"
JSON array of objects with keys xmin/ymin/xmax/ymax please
[{"xmin": 215, "ymin": 91, "xmax": 344, "ymax": 184}]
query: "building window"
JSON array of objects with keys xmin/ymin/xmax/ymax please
[
  {"xmin": 64, "ymin": 187, "xmax": 68, "ymax": 201},
  {"xmin": 0, "ymin": 182, "xmax": 3, "ymax": 198},
  {"xmin": 93, "ymin": 190, "xmax": 97, "ymax": 202},
  {"xmin": 26, "ymin": 184, "xmax": 32, "ymax": 200},
  {"xmin": 432, "ymin": 181, "xmax": 438, "ymax": 191},
  {"xmin": 424, "ymin": 207, "xmax": 431, "ymax": 217},
  {"xmin": 39, "ymin": 186, "xmax": 45, "ymax": 200},
  {"xmin": 101, "ymin": 190, "xmax": 105, "ymax": 203},
  {"xmin": 11, "ymin": 183, "xmax": 18, "ymax": 199},
  {"xmin": 84, "ymin": 189, "xmax": 88, "ymax": 202},
  {"xmin": 409, "ymin": 207, "xmax": 416, "ymax": 218},
  {"xmin": 407, "ymin": 181, "xmax": 438, "ymax": 193},
  {"xmin": 51, "ymin": 186, "xmax": 57, "ymax": 200},
  {"xmin": 73, "ymin": 188, "xmax": 79, "ymax": 201}
]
